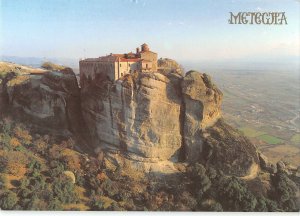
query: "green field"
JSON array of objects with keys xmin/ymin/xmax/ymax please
[
  {"xmin": 257, "ymin": 134, "xmax": 284, "ymax": 145},
  {"xmin": 239, "ymin": 127, "xmax": 266, "ymax": 138},
  {"xmin": 290, "ymin": 134, "xmax": 300, "ymax": 145}
]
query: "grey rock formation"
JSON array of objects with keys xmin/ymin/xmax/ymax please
[
  {"xmin": 80, "ymin": 69, "xmax": 257, "ymax": 176},
  {"xmin": 4, "ymin": 68, "xmax": 82, "ymax": 137},
  {"xmin": 277, "ymin": 161, "xmax": 286, "ymax": 172},
  {"xmin": 81, "ymin": 72, "xmax": 183, "ymax": 162},
  {"xmin": 2, "ymin": 61, "xmax": 260, "ymax": 177},
  {"xmin": 158, "ymin": 58, "xmax": 184, "ymax": 76},
  {"xmin": 181, "ymin": 71, "xmax": 223, "ymax": 162},
  {"xmin": 258, "ymin": 152, "xmax": 277, "ymax": 173},
  {"xmin": 200, "ymin": 119, "xmax": 259, "ymax": 177}
]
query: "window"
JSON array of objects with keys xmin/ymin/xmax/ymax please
[
  {"xmin": 120, "ymin": 64, "xmax": 122, "ymax": 67},
  {"xmin": 146, "ymin": 64, "xmax": 148, "ymax": 68},
  {"xmin": 121, "ymin": 73, "xmax": 123, "ymax": 76}
]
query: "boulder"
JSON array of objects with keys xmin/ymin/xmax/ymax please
[
  {"xmin": 157, "ymin": 58, "xmax": 184, "ymax": 76},
  {"xmin": 63, "ymin": 171, "xmax": 76, "ymax": 183},
  {"xmin": 277, "ymin": 161, "xmax": 286, "ymax": 172},
  {"xmin": 258, "ymin": 152, "xmax": 277, "ymax": 173},
  {"xmin": 4, "ymin": 68, "xmax": 86, "ymax": 139},
  {"xmin": 295, "ymin": 166, "xmax": 300, "ymax": 178}
]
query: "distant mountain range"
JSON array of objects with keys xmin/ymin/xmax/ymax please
[
  {"xmin": 0, "ymin": 55, "xmax": 79, "ymax": 71},
  {"xmin": 1, "ymin": 55, "xmax": 298, "ymax": 75}
]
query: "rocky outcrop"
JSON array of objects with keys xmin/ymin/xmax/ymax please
[
  {"xmin": 259, "ymin": 152, "xmax": 277, "ymax": 173},
  {"xmin": 2, "ymin": 61, "xmax": 260, "ymax": 177},
  {"xmin": 80, "ymin": 68, "xmax": 258, "ymax": 176},
  {"xmin": 4, "ymin": 68, "xmax": 83, "ymax": 137},
  {"xmin": 158, "ymin": 58, "xmax": 183, "ymax": 76},
  {"xmin": 201, "ymin": 119, "xmax": 259, "ymax": 177},
  {"xmin": 181, "ymin": 71, "xmax": 223, "ymax": 162},
  {"xmin": 0, "ymin": 61, "xmax": 46, "ymax": 115},
  {"xmin": 81, "ymin": 71, "xmax": 183, "ymax": 162}
]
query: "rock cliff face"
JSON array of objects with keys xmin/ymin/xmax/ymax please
[
  {"xmin": 1, "ymin": 61, "xmax": 259, "ymax": 177},
  {"xmin": 182, "ymin": 71, "xmax": 223, "ymax": 162},
  {"xmin": 157, "ymin": 58, "xmax": 183, "ymax": 76},
  {"xmin": 80, "ymin": 68, "xmax": 258, "ymax": 176},
  {"xmin": 81, "ymin": 72, "xmax": 183, "ymax": 162},
  {"xmin": 2, "ymin": 68, "xmax": 83, "ymax": 137}
]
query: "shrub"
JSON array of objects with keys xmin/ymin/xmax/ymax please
[
  {"xmin": 28, "ymin": 159, "xmax": 42, "ymax": 172},
  {"xmin": 0, "ymin": 174, "xmax": 8, "ymax": 189},
  {"xmin": 10, "ymin": 137, "xmax": 21, "ymax": 148},
  {"xmin": 33, "ymin": 138, "xmax": 47, "ymax": 155},
  {"xmin": 188, "ymin": 163, "xmax": 211, "ymax": 201},
  {"xmin": 0, "ymin": 118, "xmax": 13, "ymax": 134},
  {"xmin": 6, "ymin": 161, "xmax": 27, "ymax": 176},
  {"xmin": 217, "ymin": 176, "xmax": 257, "ymax": 211},
  {"xmin": 26, "ymin": 196, "xmax": 48, "ymax": 210},
  {"xmin": 101, "ymin": 179, "xmax": 119, "ymax": 197},
  {"xmin": 271, "ymin": 171, "xmax": 298, "ymax": 211},
  {"xmin": 61, "ymin": 148, "xmax": 81, "ymax": 171},
  {"xmin": 199, "ymin": 199, "xmax": 223, "ymax": 211},
  {"xmin": 0, "ymin": 190, "xmax": 18, "ymax": 210},
  {"xmin": 41, "ymin": 62, "xmax": 65, "ymax": 71},
  {"xmin": 49, "ymin": 160, "xmax": 65, "ymax": 177},
  {"xmin": 19, "ymin": 188, "xmax": 31, "ymax": 199},
  {"xmin": 48, "ymin": 198, "xmax": 63, "ymax": 210},
  {"xmin": 90, "ymin": 197, "xmax": 105, "ymax": 210},
  {"xmin": 13, "ymin": 126, "xmax": 32, "ymax": 146},
  {"xmin": 52, "ymin": 176, "xmax": 78, "ymax": 204},
  {"xmin": 0, "ymin": 133, "xmax": 11, "ymax": 150}
]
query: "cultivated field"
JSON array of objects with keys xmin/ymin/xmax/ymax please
[{"xmin": 208, "ymin": 69, "xmax": 300, "ymax": 166}]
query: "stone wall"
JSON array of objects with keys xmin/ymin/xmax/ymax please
[
  {"xmin": 140, "ymin": 51, "xmax": 158, "ymax": 71},
  {"xmin": 79, "ymin": 60, "xmax": 115, "ymax": 84}
]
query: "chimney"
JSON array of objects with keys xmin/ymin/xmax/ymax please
[{"xmin": 136, "ymin": 47, "xmax": 140, "ymax": 54}]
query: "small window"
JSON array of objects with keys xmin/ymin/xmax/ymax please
[
  {"xmin": 146, "ymin": 64, "xmax": 148, "ymax": 68},
  {"xmin": 120, "ymin": 64, "xmax": 122, "ymax": 67},
  {"xmin": 121, "ymin": 73, "xmax": 123, "ymax": 76}
]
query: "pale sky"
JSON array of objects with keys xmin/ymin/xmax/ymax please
[{"xmin": 0, "ymin": 0, "xmax": 299, "ymax": 64}]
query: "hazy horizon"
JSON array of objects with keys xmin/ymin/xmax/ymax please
[{"xmin": 1, "ymin": 0, "xmax": 299, "ymax": 66}]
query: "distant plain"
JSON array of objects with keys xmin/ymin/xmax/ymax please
[{"xmin": 207, "ymin": 68, "xmax": 300, "ymax": 166}]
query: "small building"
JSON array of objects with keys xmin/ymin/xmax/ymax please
[{"xmin": 79, "ymin": 43, "xmax": 157, "ymax": 84}]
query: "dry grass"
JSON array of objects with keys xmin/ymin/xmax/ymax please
[
  {"xmin": 63, "ymin": 203, "xmax": 90, "ymax": 211},
  {"xmin": 3, "ymin": 173, "xmax": 24, "ymax": 189},
  {"xmin": 7, "ymin": 75, "xmax": 30, "ymax": 86},
  {"xmin": 99, "ymin": 196, "xmax": 115, "ymax": 209},
  {"xmin": 0, "ymin": 61, "xmax": 46, "ymax": 76},
  {"xmin": 75, "ymin": 186, "xmax": 89, "ymax": 202},
  {"xmin": 262, "ymin": 144, "xmax": 300, "ymax": 165}
]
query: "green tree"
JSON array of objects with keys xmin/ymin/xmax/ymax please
[
  {"xmin": 90, "ymin": 197, "xmax": 104, "ymax": 210},
  {"xmin": 48, "ymin": 198, "xmax": 63, "ymax": 210},
  {"xmin": 217, "ymin": 176, "xmax": 257, "ymax": 211},
  {"xmin": 52, "ymin": 176, "xmax": 78, "ymax": 204},
  {"xmin": 272, "ymin": 171, "xmax": 298, "ymax": 211},
  {"xmin": 0, "ymin": 173, "xmax": 8, "ymax": 189}
]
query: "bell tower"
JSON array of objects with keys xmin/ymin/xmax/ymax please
[{"xmin": 141, "ymin": 43, "xmax": 150, "ymax": 52}]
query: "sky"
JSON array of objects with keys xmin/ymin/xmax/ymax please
[{"xmin": 0, "ymin": 0, "xmax": 299, "ymax": 66}]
